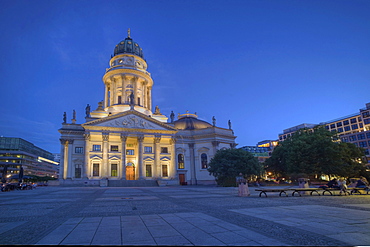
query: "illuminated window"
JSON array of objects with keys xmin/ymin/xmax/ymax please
[
  {"xmin": 93, "ymin": 163, "xmax": 99, "ymax": 176},
  {"xmin": 146, "ymin": 165, "xmax": 152, "ymax": 177},
  {"xmin": 110, "ymin": 145, "xmax": 119, "ymax": 152},
  {"xmin": 201, "ymin": 153, "xmax": 208, "ymax": 169},
  {"xmin": 111, "ymin": 164, "xmax": 117, "ymax": 177},
  {"xmin": 178, "ymin": 154, "xmax": 184, "ymax": 169},
  {"xmin": 162, "ymin": 165, "xmax": 168, "ymax": 177},
  {"xmin": 126, "ymin": 149, "xmax": 134, "ymax": 155},
  {"xmin": 161, "ymin": 147, "xmax": 168, "ymax": 153},
  {"xmin": 127, "ymin": 144, "xmax": 134, "ymax": 147},
  {"xmin": 93, "ymin": 145, "xmax": 101, "ymax": 151}
]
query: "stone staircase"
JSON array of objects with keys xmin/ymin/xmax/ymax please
[{"xmin": 107, "ymin": 179, "xmax": 159, "ymax": 187}]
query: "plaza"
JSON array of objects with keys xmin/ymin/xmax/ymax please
[{"xmin": 0, "ymin": 185, "xmax": 370, "ymax": 246}]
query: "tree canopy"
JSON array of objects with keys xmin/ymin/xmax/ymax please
[
  {"xmin": 265, "ymin": 126, "xmax": 366, "ymax": 179},
  {"xmin": 207, "ymin": 148, "xmax": 262, "ymax": 186}
]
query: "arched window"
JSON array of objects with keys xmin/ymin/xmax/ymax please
[
  {"xmin": 201, "ymin": 153, "xmax": 208, "ymax": 169},
  {"xmin": 178, "ymin": 154, "xmax": 184, "ymax": 169}
]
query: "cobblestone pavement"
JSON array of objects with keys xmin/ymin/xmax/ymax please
[{"xmin": 0, "ymin": 185, "xmax": 369, "ymax": 246}]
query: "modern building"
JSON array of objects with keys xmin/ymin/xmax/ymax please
[
  {"xmin": 58, "ymin": 30, "xmax": 236, "ymax": 186},
  {"xmin": 277, "ymin": 102, "xmax": 370, "ymax": 167},
  {"xmin": 0, "ymin": 137, "xmax": 59, "ymax": 180}
]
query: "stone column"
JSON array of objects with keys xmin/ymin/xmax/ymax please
[
  {"xmin": 120, "ymin": 134, "xmax": 127, "ymax": 180},
  {"xmin": 102, "ymin": 132, "xmax": 109, "ymax": 178},
  {"xmin": 148, "ymin": 86, "xmax": 152, "ymax": 111},
  {"xmin": 153, "ymin": 135, "xmax": 161, "ymax": 178},
  {"xmin": 59, "ymin": 139, "xmax": 67, "ymax": 179},
  {"xmin": 83, "ymin": 133, "xmax": 90, "ymax": 178},
  {"xmin": 66, "ymin": 139, "xmax": 74, "ymax": 179},
  {"xmin": 104, "ymin": 83, "xmax": 108, "ymax": 108},
  {"xmin": 170, "ymin": 137, "xmax": 177, "ymax": 179},
  {"xmin": 138, "ymin": 135, "xmax": 145, "ymax": 180},
  {"xmin": 189, "ymin": 143, "xmax": 197, "ymax": 185},
  {"xmin": 212, "ymin": 141, "xmax": 220, "ymax": 155}
]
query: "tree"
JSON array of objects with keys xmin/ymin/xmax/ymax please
[
  {"xmin": 265, "ymin": 125, "xmax": 366, "ymax": 180},
  {"xmin": 207, "ymin": 148, "xmax": 262, "ymax": 186}
]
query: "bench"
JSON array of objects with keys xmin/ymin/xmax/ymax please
[
  {"xmin": 255, "ymin": 189, "xmax": 288, "ymax": 197},
  {"xmin": 350, "ymin": 187, "xmax": 369, "ymax": 195},
  {"xmin": 287, "ymin": 188, "xmax": 322, "ymax": 196},
  {"xmin": 322, "ymin": 187, "xmax": 350, "ymax": 196}
]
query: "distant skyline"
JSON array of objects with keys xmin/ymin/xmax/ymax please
[{"xmin": 1, "ymin": 0, "xmax": 370, "ymax": 153}]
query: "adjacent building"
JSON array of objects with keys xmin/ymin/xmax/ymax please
[
  {"xmin": 58, "ymin": 30, "xmax": 236, "ymax": 186},
  {"xmin": 0, "ymin": 137, "xmax": 59, "ymax": 180}
]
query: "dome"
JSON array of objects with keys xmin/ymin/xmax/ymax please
[
  {"xmin": 174, "ymin": 113, "xmax": 213, "ymax": 130},
  {"xmin": 113, "ymin": 29, "xmax": 144, "ymax": 58}
]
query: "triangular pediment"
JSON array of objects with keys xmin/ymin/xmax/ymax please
[{"xmin": 82, "ymin": 110, "xmax": 176, "ymax": 131}]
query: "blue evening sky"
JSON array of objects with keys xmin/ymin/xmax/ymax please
[{"xmin": 1, "ymin": 0, "xmax": 369, "ymax": 154}]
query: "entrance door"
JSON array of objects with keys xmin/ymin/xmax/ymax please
[
  {"xmin": 126, "ymin": 166, "xmax": 135, "ymax": 180},
  {"xmin": 179, "ymin": 174, "xmax": 186, "ymax": 185}
]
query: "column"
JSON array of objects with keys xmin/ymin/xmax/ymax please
[
  {"xmin": 189, "ymin": 143, "xmax": 197, "ymax": 185},
  {"xmin": 83, "ymin": 133, "xmax": 90, "ymax": 178},
  {"xmin": 104, "ymin": 83, "xmax": 108, "ymax": 108},
  {"xmin": 138, "ymin": 135, "xmax": 145, "ymax": 179},
  {"xmin": 154, "ymin": 135, "xmax": 161, "ymax": 178},
  {"xmin": 120, "ymin": 134, "xmax": 127, "ymax": 180},
  {"xmin": 170, "ymin": 137, "xmax": 177, "ymax": 179},
  {"xmin": 66, "ymin": 139, "xmax": 74, "ymax": 179},
  {"xmin": 59, "ymin": 139, "xmax": 67, "ymax": 179},
  {"xmin": 133, "ymin": 76, "xmax": 138, "ymax": 106},
  {"xmin": 102, "ymin": 132, "xmax": 109, "ymax": 178},
  {"xmin": 212, "ymin": 141, "xmax": 220, "ymax": 155}
]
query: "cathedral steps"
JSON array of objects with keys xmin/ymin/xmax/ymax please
[{"xmin": 108, "ymin": 179, "xmax": 159, "ymax": 187}]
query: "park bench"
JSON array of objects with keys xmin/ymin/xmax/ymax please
[
  {"xmin": 287, "ymin": 188, "xmax": 322, "ymax": 196},
  {"xmin": 350, "ymin": 187, "xmax": 369, "ymax": 195},
  {"xmin": 255, "ymin": 189, "xmax": 288, "ymax": 197},
  {"xmin": 321, "ymin": 187, "xmax": 350, "ymax": 196}
]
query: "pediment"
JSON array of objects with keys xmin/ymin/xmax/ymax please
[{"xmin": 83, "ymin": 111, "xmax": 176, "ymax": 131}]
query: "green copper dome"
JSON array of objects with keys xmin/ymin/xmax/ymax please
[{"xmin": 114, "ymin": 29, "xmax": 144, "ymax": 58}]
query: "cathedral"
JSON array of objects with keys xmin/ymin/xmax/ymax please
[{"xmin": 58, "ymin": 30, "xmax": 237, "ymax": 186}]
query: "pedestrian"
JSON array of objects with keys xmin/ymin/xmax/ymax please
[{"xmin": 338, "ymin": 177, "xmax": 348, "ymax": 195}]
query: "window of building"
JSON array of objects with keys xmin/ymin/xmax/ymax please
[
  {"xmin": 126, "ymin": 149, "xmax": 134, "ymax": 155},
  {"xmin": 351, "ymin": 118, "xmax": 357, "ymax": 124},
  {"xmin": 336, "ymin": 122, "xmax": 343, "ymax": 127},
  {"xmin": 75, "ymin": 147, "xmax": 84, "ymax": 154},
  {"xmin": 111, "ymin": 164, "xmax": 118, "ymax": 177},
  {"xmin": 93, "ymin": 145, "xmax": 101, "ymax": 151},
  {"xmin": 360, "ymin": 123, "xmax": 363, "ymax": 128},
  {"xmin": 359, "ymin": 141, "xmax": 367, "ymax": 148},
  {"xmin": 363, "ymin": 111, "xmax": 370, "ymax": 118},
  {"xmin": 358, "ymin": 117, "xmax": 362, "ymax": 122},
  {"xmin": 162, "ymin": 165, "xmax": 168, "ymax": 177},
  {"xmin": 358, "ymin": 133, "xmax": 366, "ymax": 140},
  {"xmin": 93, "ymin": 163, "xmax": 99, "ymax": 176},
  {"xmin": 364, "ymin": 149, "xmax": 369, "ymax": 155},
  {"xmin": 344, "ymin": 126, "xmax": 351, "ymax": 131},
  {"xmin": 341, "ymin": 137, "xmax": 348, "ymax": 142},
  {"xmin": 144, "ymin": 146, "xmax": 152, "ymax": 153},
  {"xmin": 330, "ymin": 124, "xmax": 335, "ymax": 129},
  {"xmin": 325, "ymin": 125, "xmax": 329, "ymax": 130},
  {"xmin": 161, "ymin": 147, "xmax": 168, "ymax": 153},
  {"xmin": 201, "ymin": 153, "xmax": 208, "ymax": 169},
  {"xmin": 75, "ymin": 165, "xmax": 81, "ymax": 178},
  {"xmin": 178, "ymin": 154, "xmax": 184, "ymax": 169},
  {"xmin": 110, "ymin": 145, "xmax": 119, "ymax": 152},
  {"xmin": 343, "ymin": 120, "xmax": 349, "ymax": 125},
  {"xmin": 349, "ymin": 135, "xmax": 357, "ymax": 141},
  {"xmin": 118, "ymin": 96, "xmax": 122, "ymax": 104},
  {"xmin": 337, "ymin": 128, "xmax": 343, "ymax": 133},
  {"xmin": 352, "ymin": 124, "xmax": 358, "ymax": 130},
  {"xmin": 365, "ymin": 119, "xmax": 370, "ymax": 125},
  {"xmin": 127, "ymin": 144, "xmax": 134, "ymax": 147},
  {"xmin": 146, "ymin": 165, "xmax": 152, "ymax": 177},
  {"xmin": 367, "ymin": 132, "xmax": 370, "ymax": 139}
]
